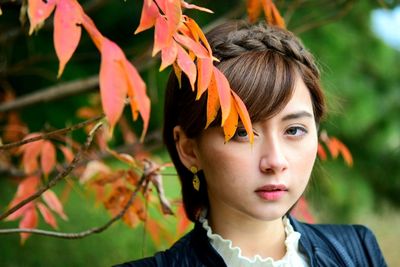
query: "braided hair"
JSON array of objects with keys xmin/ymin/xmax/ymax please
[
  {"xmin": 163, "ymin": 20, "xmax": 325, "ymax": 221},
  {"xmin": 209, "ymin": 21, "xmax": 319, "ymax": 78}
]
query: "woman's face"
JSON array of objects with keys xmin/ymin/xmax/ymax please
[{"xmin": 194, "ymin": 76, "xmax": 318, "ymax": 222}]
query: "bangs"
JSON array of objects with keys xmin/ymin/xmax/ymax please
[{"xmin": 217, "ymin": 51, "xmax": 298, "ymax": 122}]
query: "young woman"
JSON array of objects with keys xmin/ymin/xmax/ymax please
[{"xmin": 117, "ymin": 21, "xmax": 387, "ymax": 267}]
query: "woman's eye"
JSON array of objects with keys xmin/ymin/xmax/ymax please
[
  {"xmin": 233, "ymin": 127, "xmax": 249, "ymax": 141},
  {"xmin": 285, "ymin": 126, "xmax": 307, "ymax": 137}
]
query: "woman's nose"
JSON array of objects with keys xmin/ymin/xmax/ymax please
[{"xmin": 259, "ymin": 138, "xmax": 288, "ymax": 174}]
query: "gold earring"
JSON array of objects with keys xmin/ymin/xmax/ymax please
[{"xmin": 190, "ymin": 166, "xmax": 200, "ymax": 191}]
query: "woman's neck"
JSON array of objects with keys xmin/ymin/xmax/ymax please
[{"xmin": 207, "ymin": 208, "xmax": 287, "ymax": 260}]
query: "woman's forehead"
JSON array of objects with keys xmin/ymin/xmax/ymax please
[{"xmin": 240, "ymin": 70, "xmax": 314, "ymax": 121}]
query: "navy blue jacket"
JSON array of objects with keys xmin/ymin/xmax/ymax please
[{"xmin": 116, "ymin": 216, "xmax": 387, "ymax": 267}]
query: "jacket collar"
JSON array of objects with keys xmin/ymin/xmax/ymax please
[{"xmin": 288, "ymin": 215, "xmax": 316, "ymax": 267}]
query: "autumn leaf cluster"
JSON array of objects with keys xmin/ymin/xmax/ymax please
[{"xmin": 0, "ymin": 0, "xmax": 353, "ymax": 245}]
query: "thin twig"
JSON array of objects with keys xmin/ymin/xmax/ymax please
[
  {"xmin": 292, "ymin": 0, "xmax": 355, "ymax": 34},
  {"xmin": 0, "ymin": 121, "xmax": 103, "ymax": 221},
  {"xmin": 202, "ymin": 2, "xmax": 245, "ymax": 33},
  {"xmin": 0, "ymin": 129, "xmax": 163, "ymax": 179},
  {"xmin": 283, "ymin": 0, "xmax": 304, "ymax": 26},
  {"xmin": 0, "ymin": 115, "xmax": 104, "ymax": 150}
]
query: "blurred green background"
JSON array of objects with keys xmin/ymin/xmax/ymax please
[{"xmin": 0, "ymin": 0, "xmax": 399, "ymax": 266}]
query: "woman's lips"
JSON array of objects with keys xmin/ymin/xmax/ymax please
[{"xmin": 255, "ymin": 184, "xmax": 287, "ymax": 201}]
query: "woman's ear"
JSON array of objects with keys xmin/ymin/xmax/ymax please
[{"xmin": 173, "ymin": 126, "xmax": 200, "ymax": 169}]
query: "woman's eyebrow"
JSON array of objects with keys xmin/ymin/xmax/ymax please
[{"xmin": 281, "ymin": 111, "xmax": 314, "ymax": 121}]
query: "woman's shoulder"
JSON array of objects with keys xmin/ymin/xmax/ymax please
[
  {"xmin": 299, "ymin": 219, "xmax": 374, "ymax": 238},
  {"xmin": 112, "ymin": 230, "xmax": 203, "ymax": 267},
  {"xmin": 290, "ymin": 216, "xmax": 387, "ymax": 266},
  {"xmin": 295, "ymin": 219, "xmax": 379, "ymax": 247}
]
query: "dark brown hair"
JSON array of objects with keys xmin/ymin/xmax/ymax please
[{"xmin": 163, "ymin": 21, "xmax": 325, "ymax": 222}]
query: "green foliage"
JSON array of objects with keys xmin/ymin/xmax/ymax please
[{"xmin": 300, "ymin": 2, "xmax": 400, "ymax": 220}]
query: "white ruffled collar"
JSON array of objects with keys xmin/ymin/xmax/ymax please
[{"xmin": 199, "ymin": 214, "xmax": 309, "ymax": 267}]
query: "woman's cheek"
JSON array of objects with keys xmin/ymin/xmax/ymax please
[{"xmin": 200, "ymin": 147, "xmax": 246, "ymax": 182}]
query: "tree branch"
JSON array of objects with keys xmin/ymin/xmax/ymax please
[
  {"xmin": 0, "ymin": 172, "xmax": 146, "ymax": 239},
  {"xmin": 0, "ymin": 76, "xmax": 100, "ymax": 113},
  {"xmin": 0, "ymin": 115, "xmax": 104, "ymax": 150},
  {"xmin": 202, "ymin": 1, "xmax": 245, "ymax": 33},
  {"xmin": 0, "ymin": 47, "xmax": 154, "ymax": 113},
  {"xmin": 0, "ymin": 129, "xmax": 163, "ymax": 179},
  {"xmin": 0, "ymin": 120, "xmax": 103, "ymax": 221}
]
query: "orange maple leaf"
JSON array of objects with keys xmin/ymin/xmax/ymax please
[
  {"xmin": 319, "ymin": 132, "xmax": 353, "ymax": 166},
  {"xmin": 246, "ymin": 0, "xmax": 286, "ymax": 28},
  {"xmin": 28, "ymin": 0, "xmax": 57, "ymax": 34},
  {"xmin": 328, "ymin": 137, "xmax": 353, "ymax": 166},
  {"xmin": 19, "ymin": 134, "xmax": 64, "ymax": 177},
  {"xmin": 205, "ymin": 71, "xmax": 220, "ymax": 128},
  {"xmin": 183, "ymin": 17, "xmax": 212, "ymax": 54},
  {"xmin": 290, "ymin": 196, "xmax": 315, "ymax": 223},
  {"xmin": 174, "ymin": 33, "xmax": 210, "ymax": 59},
  {"xmin": 37, "ymin": 202, "xmax": 58, "ymax": 229},
  {"xmin": 176, "ymin": 202, "xmax": 191, "ymax": 235},
  {"xmin": 176, "ymin": 45, "xmax": 197, "ymax": 90},
  {"xmin": 165, "ymin": 0, "xmax": 182, "ymax": 39},
  {"xmin": 160, "ymin": 40, "xmax": 179, "ymax": 71},
  {"xmin": 54, "ymin": 0, "xmax": 83, "ymax": 77},
  {"xmin": 59, "ymin": 145, "xmax": 74, "ymax": 164},
  {"xmin": 19, "ymin": 203, "xmax": 38, "ymax": 245},
  {"xmin": 247, "ymin": 0, "xmax": 262, "ymax": 23},
  {"xmin": 98, "ymin": 40, "xmax": 129, "ymax": 133},
  {"xmin": 40, "ymin": 141, "xmax": 57, "ymax": 177},
  {"xmin": 213, "ymin": 67, "xmax": 232, "ymax": 126},
  {"xmin": 135, "ymin": 0, "xmax": 160, "ymax": 34},
  {"xmin": 124, "ymin": 60, "xmax": 151, "ymax": 141},
  {"xmin": 196, "ymin": 57, "xmax": 213, "ymax": 99},
  {"xmin": 5, "ymin": 176, "xmax": 40, "ymax": 221},
  {"xmin": 223, "ymin": 96, "xmax": 239, "ymax": 142},
  {"xmin": 153, "ymin": 16, "xmax": 173, "ymax": 56},
  {"xmin": 232, "ymin": 91, "xmax": 255, "ymax": 144},
  {"xmin": 317, "ymin": 143, "xmax": 327, "ymax": 161},
  {"xmin": 261, "ymin": 0, "xmax": 286, "ymax": 28},
  {"xmin": 21, "ymin": 135, "xmax": 43, "ymax": 173},
  {"xmin": 42, "ymin": 189, "xmax": 68, "ymax": 220}
]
